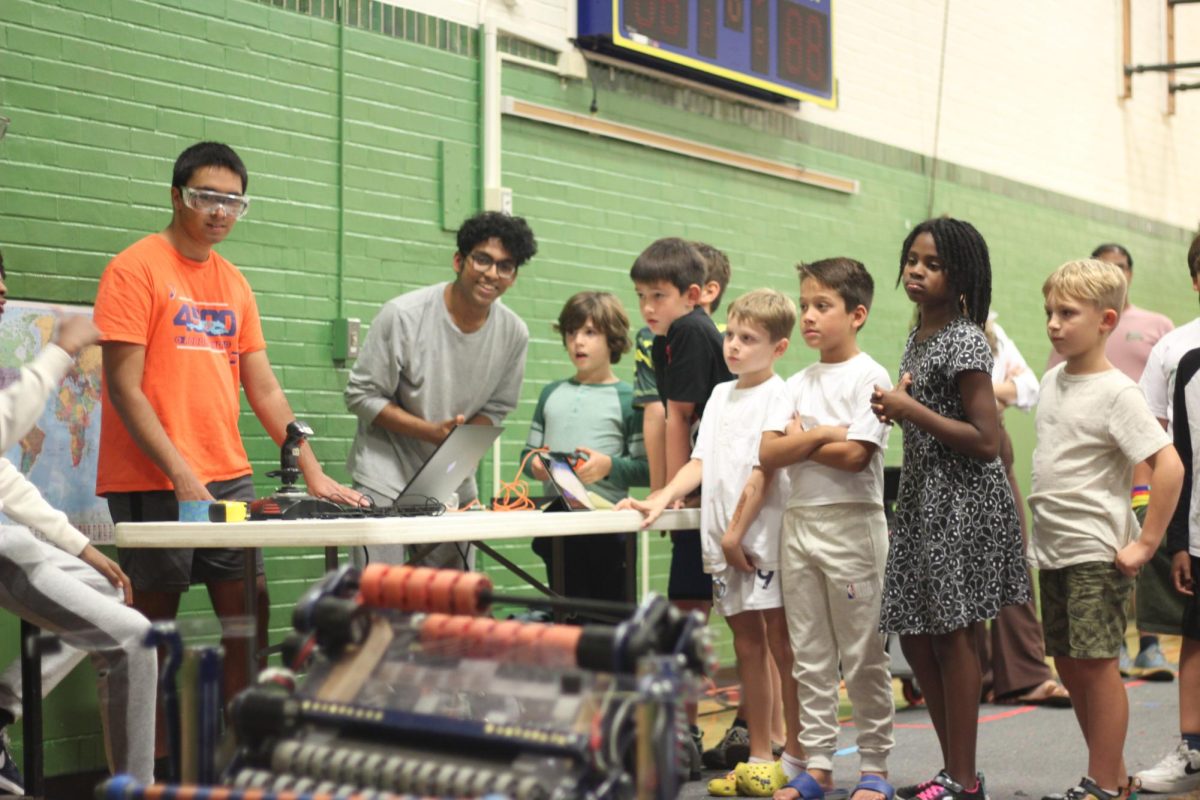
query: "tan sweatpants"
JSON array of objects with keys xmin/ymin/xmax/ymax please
[{"xmin": 780, "ymin": 503, "xmax": 894, "ymax": 774}]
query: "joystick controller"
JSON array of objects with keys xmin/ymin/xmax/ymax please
[{"xmin": 248, "ymin": 420, "xmax": 341, "ymax": 520}]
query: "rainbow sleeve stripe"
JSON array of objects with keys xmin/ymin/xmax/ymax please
[{"xmin": 1131, "ymin": 485, "xmax": 1150, "ymax": 510}]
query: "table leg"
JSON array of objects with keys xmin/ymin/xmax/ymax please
[
  {"xmin": 551, "ymin": 537, "xmax": 566, "ymax": 623},
  {"xmin": 625, "ymin": 533, "xmax": 637, "ymax": 605},
  {"xmin": 20, "ymin": 620, "xmax": 43, "ymax": 799},
  {"xmin": 243, "ymin": 548, "xmax": 256, "ymax": 681},
  {"xmin": 324, "ymin": 545, "xmax": 339, "ymax": 573}
]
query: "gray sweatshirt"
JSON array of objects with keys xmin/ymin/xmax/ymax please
[{"xmin": 344, "ymin": 282, "xmax": 528, "ymax": 503}]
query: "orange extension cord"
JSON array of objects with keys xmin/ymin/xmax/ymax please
[{"xmin": 460, "ymin": 446, "xmax": 550, "ymax": 512}]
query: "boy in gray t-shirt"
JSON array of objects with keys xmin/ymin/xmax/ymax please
[
  {"xmin": 1031, "ymin": 259, "xmax": 1182, "ymax": 800},
  {"xmin": 344, "ymin": 212, "xmax": 536, "ymax": 568}
]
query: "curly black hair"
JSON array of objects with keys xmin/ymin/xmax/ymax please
[
  {"xmin": 897, "ymin": 217, "xmax": 991, "ymax": 326},
  {"xmin": 456, "ymin": 212, "xmax": 538, "ymax": 268}
]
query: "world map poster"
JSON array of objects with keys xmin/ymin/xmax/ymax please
[{"xmin": 0, "ymin": 300, "xmax": 111, "ymax": 543}]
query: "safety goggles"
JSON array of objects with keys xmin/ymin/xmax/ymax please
[{"xmin": 180, "ymin": 186, "xmax": 251, "ymax": 219}]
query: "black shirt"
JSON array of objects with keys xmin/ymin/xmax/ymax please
[
  {"xmin": 652, "ymin": 308, "xmax": 733, "ymax": 443},
  {"xmin": 1169, "ymin": 346, "xmax": 1200, "ymax": 555}
]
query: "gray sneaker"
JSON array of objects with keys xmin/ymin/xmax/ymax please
[
  {"xmin": 1118, "ymin": 644, "xmax": 1133, "ymax": 677},
  {"xmin": 701, "ymin": 721, "xmax": 749, "ymax": 770},
  {"xmin": 1133, "ymin": 642, "xmax": 1176, "ymax": 682}
]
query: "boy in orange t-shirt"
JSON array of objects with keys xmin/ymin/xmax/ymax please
[{"xmin": 94, "ymin": 141, "xmax": 363, "ymax": 720}]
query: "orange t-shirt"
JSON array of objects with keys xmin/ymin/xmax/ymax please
[{"xmin": 94, "ymin": 234, "xmax": 267, "ymax": 494}]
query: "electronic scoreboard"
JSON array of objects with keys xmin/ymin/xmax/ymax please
[{"xmin": 577, "ymin": 0, "xmax": 834, "ymax": 106}]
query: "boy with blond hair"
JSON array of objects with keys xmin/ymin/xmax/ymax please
[
  {"xmin": 1032, "ymin": 259, "xmax": 1183, "ymax": 800},
  {"xmin": 624, "ymin": 288, "xmax": 805, "ymax": 797},
  {"xmin": 760, "ymin": 258, "xmax": 895, "ymax": 800}
]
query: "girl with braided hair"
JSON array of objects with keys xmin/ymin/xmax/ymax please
[{"xmin": 870, "ymin": 218, "xmax": 1031, "ymax": 800}]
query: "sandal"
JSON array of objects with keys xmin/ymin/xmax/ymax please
[
  {"xmin": 851, "ymin": 775, "xmax": 895, "ymax": 800},
  {"xmin": 778, "ymin": 771, "xmax": 826, "ymax": 800},
  {"xmin": 1041, "ymin": 776, "xmax": 1129, "ymax": 800},
  {"xmin": 1000, "ymin": 679, "xmax": 1071, "ymax": 708}
]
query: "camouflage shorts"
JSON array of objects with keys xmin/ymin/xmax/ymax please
[{"xmin": 1040, "ymin": 561, "xmax": 1134, "ymax": 659}]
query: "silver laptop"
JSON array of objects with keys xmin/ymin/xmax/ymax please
[{"xmin": 394, "ymin": 424, "xmax": 503, "ymax": 509}]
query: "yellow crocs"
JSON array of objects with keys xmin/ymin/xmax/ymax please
[
  {"xmin": 734, "ymin": 760, "xmax": 786, "ymax": 797},
  {"xmin": 708, "ymin": 768, "xmax": 739, "ymax": 797}
]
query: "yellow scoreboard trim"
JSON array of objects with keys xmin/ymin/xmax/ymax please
[{"xmin": 609, "ymin": 0, "xmax": 837, "ymax": 108}]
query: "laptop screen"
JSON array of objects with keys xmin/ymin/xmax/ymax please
[{"xmin": 397, "ymin": 424, "xmax": 503, "ymax": 508}]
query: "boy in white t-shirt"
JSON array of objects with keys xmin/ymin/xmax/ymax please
[
  {"xmin": 622, "ymin": 289, "xmax": 805, "ymax": 797},
  {"xmin": 759, "ymin": 258, "xmax": 896, "ymax": 800},
  {"xmin": 1032, "ymin": 259, "xmax": 1182, "ymax": 800},
  {"xmin": 1137, "ymin": 232, "xmax": 1200, "ymax": 794}
]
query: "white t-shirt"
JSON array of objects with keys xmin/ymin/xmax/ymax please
[
  {"xmin": 1140, "ymin": 318, "xmax": 1200, "ymax": 434},
  {"xmin": 991, "ymin": 321, "xmax": 1039, "ymax": 412},
  {"xmin": 691, "ymin": 376, "xmax": 789, "ymax": 573},
  {"xmin": 762, "ymin": 352, "xmax": 891, "ymax": 508},
  {"xmin": 1029, "ymin": 365, "xmax": 1172, "ymax": 569}
]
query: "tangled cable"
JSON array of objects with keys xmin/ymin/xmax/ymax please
[{"xmin": 485, "ymin": 446, "xmax": 550, "ymax": 511}]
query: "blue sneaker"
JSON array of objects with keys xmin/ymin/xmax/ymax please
[
  {"xmin": 1133, "ymin": 642, "xmax": 1175, "ymax": 682},
  {"xmin": 0, "ymin": 730, "xmax": 24, "ymax": 796}
]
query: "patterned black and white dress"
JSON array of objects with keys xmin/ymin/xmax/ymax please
[{"xmin": 879, "ymin": 316, "xmax": 1031, "ymax": 635}]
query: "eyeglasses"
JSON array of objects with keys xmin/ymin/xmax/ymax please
[
  {"xmin": 468, "ymin": 250, "xmax": 517, "ymax": 279},
  {"xmin": 180, "ymin": 186, "xmax": 251, "ymax": 219}
]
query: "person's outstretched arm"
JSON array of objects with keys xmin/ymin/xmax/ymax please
[
  {"xmin": 617, "ymin": 458, "xmax": 702, "ymax": 528},
  {"xmin": 0, "ymin": 315, "xmax": 97, "ymax": 452}
]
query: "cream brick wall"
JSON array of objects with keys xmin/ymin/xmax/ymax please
[
  {"xmin": 382, "ymin": 0, "xmax": 1200, "ymax": 230},
  {"xmin": 799, "ymin": 0, "xmax": 1200, "ymax": 230}
]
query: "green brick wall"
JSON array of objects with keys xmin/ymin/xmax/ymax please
[
  {"xmin": 0, "ymin": 0, "xmax": 483, "ymax": 775},
  {"xmin": 1, "ymin": 0, "xmax": 1197, "ymax": 778}
]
